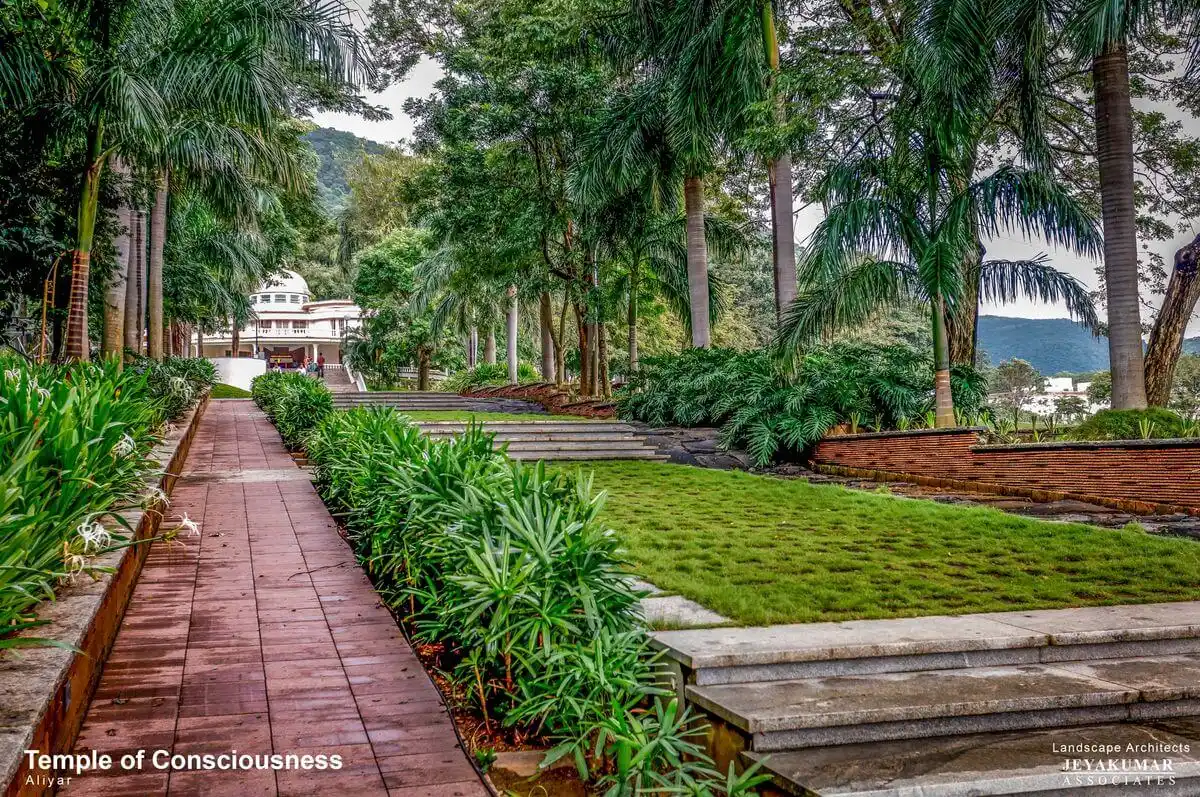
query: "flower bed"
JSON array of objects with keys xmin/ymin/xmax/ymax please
[
  {"xmin": 252, "ymin": 375, "xmax": 769, "ymax": 796},
  {"xmin": 1, "ymin": 356, "xmax": 212, "ymax": 795}
]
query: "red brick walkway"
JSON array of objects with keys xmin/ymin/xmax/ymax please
[{"xmin": 67, "ymin": 400, "xmax": 488, "ymax": 797}]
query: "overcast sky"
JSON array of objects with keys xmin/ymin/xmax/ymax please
[{"xmin": 309, "ymin": 60, "xmax": 1200, "ymax": 327}]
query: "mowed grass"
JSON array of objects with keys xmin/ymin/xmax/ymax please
[
  {"xmin": 210, "ymin": 383, "xmax": 252, "ymax": 398},
  {"xmin": 571, "ymin": 461, "xmax": 1200, "ymax": 626},
  {"xmin": 398, "ymin": 410, "xmax": 594, "ymax": 422}
]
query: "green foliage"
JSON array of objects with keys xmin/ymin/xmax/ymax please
[
  {"xmin": 0, "ymin": 358, "xmax": 169, "ymax": 647},
  {"xmin": 128, "ymin": 356, "xmax": 217, "ymax": 419},
  {"xmin": 1068, "ymin": 408, "xmax": 1190, "ymax": 441},
  {"xmin": 250, "ymin": 371, "xmax": 333, "ymax": 448},
  {"xmin": 301, "ymin": 406, "xmax": 762, "ymax": 793},
  {"xmin": 442, "ymin": 362, "xmax": 540, "ymax": 392},
  {"xmin": 210, "ymin": 383, "xmax": 252, "ymax": 399},
  {"xmin": 618, "ymin": 343, "xmax": 988, "ymax": 466}
]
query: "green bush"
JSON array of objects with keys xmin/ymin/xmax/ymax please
[
  {"xmin": 617, "ymin": 343, "xmax": 988, "ymax": 466},
  {"xmin": 304, "ymin": 407, "xmax": 764, "ymax": 794},
  {"xmin": 250, "ymin": 371, "xmax": 332, "ymax": 448},
  {"xmin": 129, "ymin": 355, "xmax": 217, "ymax": 419},
  {"xmin": 1068, "ymin": 408, "xmax": 1191, "ymax": 441},
  {"xmin": 442, "ymin": 361, "xmax": 540, "ymax": 393},
  {"xmin": 0, "ymin": 358, "xmax": 165, "ymax": 648}
]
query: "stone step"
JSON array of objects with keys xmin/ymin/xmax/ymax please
[
  {"xmin": 652, "ymin": 602, "xmax": 1200, "ymax": 685},
  {"xmin": 424, "ymin": 431, "xmax": 639, "ymax": 443},
  {"xmin": 744, "ymin": 719, "xmax": 1200, "ymax": 795},
  {"xmin": 687, "ymin": 653, "xmax": 1200, "ymax": 751},
  {"xmin": 417, "ymin": 422, "xmax": 631, "ymax": 433},
  {"xmin": 499, "ymin": 440, "xmax": 652, "ymax": 452},
  {"xmin": 507, "ymin": 449, "xmax": 667, "ymax": 461}
]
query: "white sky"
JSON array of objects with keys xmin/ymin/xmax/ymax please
[{"xmin": 309, "ymin": 58, "xmax": 1200, "ymax": 328}]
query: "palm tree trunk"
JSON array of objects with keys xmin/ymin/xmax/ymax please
[
  {"xmin": 539, "ymin": 292, "xmax": 555, "ymax": 381},
  {"xmin": 417, "ymin": 346, "xmax": 431, "ymax": 391},
  {"xmin": 231, "ymin": 321, "xmax": 240, "ymax": 356},
  {"xmin": 576, "ymin": 304, "xmax": 590, "ymax": 396},
  {"xmin": 1094, "ymin": 43, "xmax": 1148, "ymax": 409},
  {"xmin": 555, "ymin": 291, "xmax": 568, "ymax": 384},
  {"xmin": 123, "ymin": 212, "xmax": 141, "ymax": 356},
  {"xmin": 932, "ymin": 297, "xmax": 956, "ymax": 427},
  {"xmin": 763, "ymin": 2, "xmax": 796, "ymax": 322},
  {"xmin": 948, "ymin": 243, "xmax": 983, "ymax": 366},
  {"xmin": 506, "ymin": 286, "xmax": 519, "ymax": 385},
  {"xmin": 102, "ymin": 160, "xmax": 131, "ymax": 359},
  {"xmin": 628, "ymin": 264, "xmax": 639, "ymax": 374},
  {"xmin": 598, "ymin": 322, "xmax": 610, "ymax": 397},
  {"xmin": 484, "ymin": 329, "xmax": 497, "ymax": 365},
  {"xmin": 684, "ymin": 176, "xmax": 711, "ymax": 348},
  {"xmin": 147, "ymin": 172, "xmax": 168, "ymax": 360},
  {"xmin": 1145, "ymin": 233, "xmax": 1200, "ymax": 406},
  {"xmin": 65, "ymin": 116, "xmax": 107, "ymax": 361},
  {"xmin": 136, "ymin": 212, "xmax": 146, "ymax": 354}
]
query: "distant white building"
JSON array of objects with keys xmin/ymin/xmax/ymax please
[
  {"xmin": 196, "ymin": 270, "xmax": 363, "ymax": 366},
  {"xmin": 1019, "ymin": 376, "xmax": 1107, "ymax": 416}
]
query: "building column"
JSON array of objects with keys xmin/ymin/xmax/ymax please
[{"xmin": 311, "ymin": 343, "xmax": 318, "ymax": 360}]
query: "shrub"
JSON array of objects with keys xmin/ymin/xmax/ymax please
[
  {"xmin": 617, "ymin": 343, "xmax": 988, "ymax": 466},
  {"xmin": 303, "ymin": 407, "xmax": 762, "ymax": 793},
  {"xmin": 250, "ymin": 371, "xmax": 332, "ymax": 448},
  {"xmin": 1068, "ymin": 408, "xmax": 1190, "ymax": 441},
  {"xmin": 129, "ymin": 355, "xmax": 218, "ymax": 419},
  {"xmin": 442, "ymin": 361, "xmax": 540, "ymax": 393},
  {"xmin": 0, "ymin": 358, "xmax": 165, "ymax": 648}
]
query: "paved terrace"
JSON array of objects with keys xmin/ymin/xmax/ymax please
[{"xmin": 67, "ymin": 400, "xmax": 487, "ymax": 797}]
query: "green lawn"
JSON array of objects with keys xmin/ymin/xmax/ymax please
[
  {"xmin": 572, "ymin": 461, "xmax": 1200, "ymax": 626},
  {"xmin": 211, "ymin": 383, "xmax": 252, "ymax": 398},
  {"xmin": 399, "ymin": 410, "xmax": 593, "ymax": 422}
]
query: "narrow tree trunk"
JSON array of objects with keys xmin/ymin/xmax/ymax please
[
  {"xmin": 539, "ymin": 292, "xmax": 555, "ymax": 381},
  {"xmin": 932, "ymin": 296, "xmax": 956, "ymax": 427},
  {"xmin": 102, "ymin": 160, "xmax": 132, "ymax": 359},
  {"xmin": 147, "ymin": 172, "xmax": 167, "ymax": 360},
  {"xmin": 163, "ymin": 323, "xmax": 173, "ymax": 357},
  {"xmin": 949, "ymin": 243, "xmax": 983, "ymax": 366},
  {"xmin": 598, "ymin": 322, "xmax": 610, "ymax": 397},
  {"xmin": 555, "ymin": 292, "xmax": 568, "ymax": 385},
  {"xmin": 763, "ymin": 3, "xmax": 796, "ymax": 322},
  {"xmin": 65, "ymin": 117, "xmax": 107, "ymax": 361},
  {"xmin": 683, "ymin": 176, "xmax": 711, "ymax": 348},
  {"xmin": 576, "ymin": 305, "xmax": 590, "ymax": 396},
  {"xmin": 196, "ymin": 327, "xmax": 204, "ymax": 358},
  {"xmin": 231, "ymin": 322, "xmax": 240, "ymax": 357},
  {"xmin": 123, "ymin": 212, "xmax": 141, "ymax": 356},
  {"xmin": 1094, "ymin": 43, "xmax": 1148, "ymax": 409},
  {"xmin": 628, "ymin": 265, "xmax": 639, "ymax": 374},
  {"xmin": 1145, "ymin": 234, "xmax": 1200, "ymax": 406},
  {"xmin": 417, "ymin": 346, "xmax": 431, "ymax": 391},
  {"xmin": 484, "ymin": 329, "xmax": 497, "ymax": 365},
  {"xmin": 506, "ymin": 286, "xmax": 519, "ymax": 385},
  {"xmin": 135, "ymin": 211, "xmax": 146, "ymax": 354}
]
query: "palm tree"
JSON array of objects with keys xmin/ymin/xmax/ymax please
[
  {"xmin": 62, "ymin": 0, "xmax": 370, "ymax": 360},
  {"xmin": 779, "ymin": 128, "xmax": 1102, "ymax": 427},
  {"xmin": 1062, "ymin": 0, "xmax": 1200, "ymax": 407}
]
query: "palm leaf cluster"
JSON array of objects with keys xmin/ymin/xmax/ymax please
[{"xmin": 618, "ymin": 343, "xmax": 988, "ymax": 465}]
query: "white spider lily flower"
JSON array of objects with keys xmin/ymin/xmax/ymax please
[
  {"xmin": 178, "ymin": 513, "xmax": 200, "ymax": 536},
  {"xmin": 115, "ymin": 434, "xmax": 137, "ymax": 457},
  {"xmin": 4, "ymin": 368, "xmax": 19, "ymax": 381},
  {"xmin": 143, "ymin": 486, "xmax": 170, "ymax": 509},
  {"xmin": 77, "ymin": 517, "xmax": 113, "ymax": 553}
]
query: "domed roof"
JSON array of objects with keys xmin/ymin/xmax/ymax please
[{"xmin": 259, "ymin": 270, "xmax": 309, "ymax": 297}]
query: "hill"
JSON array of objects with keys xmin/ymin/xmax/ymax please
[
  {"xmin": 303, "ymin": 126, "xmax": 386, "ymax": 211},
  {"xmin": 977, "ymin": 315, "xmax": 1109, "ymax": 374},
  {"xmin": 1185, "ymin": 337, "xmax": 1200, "ymax": 355}
]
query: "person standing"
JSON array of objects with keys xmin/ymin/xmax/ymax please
[{"xmin": 317, "ymin": 354, "xmax": 326, "ymax": 378}]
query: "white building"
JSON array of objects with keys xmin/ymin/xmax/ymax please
[{"xmin": 196, "ymin": 271, "xmax": 362, "ymax": 366}]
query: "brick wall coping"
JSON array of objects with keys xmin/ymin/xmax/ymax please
[
  {"xmin": 973, "ymin": 437, "xmax": 1200, "ymax": 453},
  {"xmin": 1, "ymin": 394, "xmax": 208, "ymax": 797},
  {"xmin": 822, "ymin": 426, "xmax": 986, "ymax": 442}
]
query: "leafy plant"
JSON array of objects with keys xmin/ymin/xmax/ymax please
[
  {"xmin": 616, "ymin": 343, "xmax": 988, "ymax": 466},
  {"xmin": 0, "ymin": 357, "xmax": 169, "ymax": 648},
  {"xmin": 1068, "ymin": 408, "xmax": 1188, "ymax": 441},
  {"xmin": 442, "ymin": 362, "xmax": 541, "ymax": 393}
]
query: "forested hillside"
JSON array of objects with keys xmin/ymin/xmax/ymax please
[
  {"xmin": 977, "ymin": 316, "xmax": 1110, "ymax": 373},
  {"xmin": 303, "ymin": 127, "xmax": 386, "ymax": 210}
]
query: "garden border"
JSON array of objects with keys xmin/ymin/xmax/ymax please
[
  {"xmin": 1, "ymin": 393, "xmax": 209, "ymax": 797},
  {"xmin": 461, "ymin": 383, "xmax": 617, "ymax": 418},
  {"xmin": 810, "ymin": 426, "xmax": 1200, "ymax": 516}
]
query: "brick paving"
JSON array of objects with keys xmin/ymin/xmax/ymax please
[{"xmin": 67, "ymin": 399, "xmax": 488, "ymax": 797}]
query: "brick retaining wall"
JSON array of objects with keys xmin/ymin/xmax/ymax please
[{"xmin": 809, "ymin": 428, "xmax": 1200, "ymax": 514}]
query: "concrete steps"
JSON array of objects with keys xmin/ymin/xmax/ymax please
[
  {"xmin": 745, "ymin": 719, "xmax": 1200, "ymax": 796},
  {"xmin": 651, "ymin": 602, "xmax": 1200, "ymax": 794},
  {"xmin": 330, "ymin": 391, "xmax": 545, "ymax": 414},
  {"xmin": 415, "ymin": 420, "xmax": 667, "ymax": 462}
]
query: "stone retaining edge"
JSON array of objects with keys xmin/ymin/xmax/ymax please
[
  {"xmin": 808, "ymin": 462, "xmax": 1197, "ymax": 518},
  {"xmin": 1, "ymin": 393, "xmax": 210, "ymax": 797}
]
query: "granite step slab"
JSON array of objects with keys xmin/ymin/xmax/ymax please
[
  {"xmin": 687, "ymin": 653, "xmax": 1200, "ymax": 751},
  {"xmin": 745, "ymin": 718, "xmax": 1200, "ymax": 796},
  {"xmin": 507, "ymin": 449, "xmax": 667, "ymax": 461},
  {"xmin": 651, "ymin": 602, "xmax": 1200, "ymax": 684}
]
